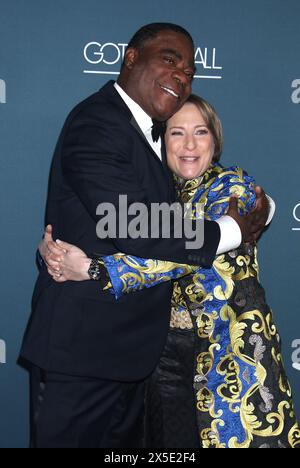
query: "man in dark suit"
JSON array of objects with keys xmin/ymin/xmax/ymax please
[{"xmin": 20, "ymin": 23, "xmax": 271, "ymax": 448}]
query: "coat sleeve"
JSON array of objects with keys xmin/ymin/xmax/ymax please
[
  {"xmin": 204, "ymin": 166, "xmax": 257, "ymax": 221},
  {"xmin": 101, "ymin": 254, "xmax": 199, "ymax": 300}
]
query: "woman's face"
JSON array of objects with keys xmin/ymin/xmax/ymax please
[{"xmin": 166, "ymin": 103, "xmax": 215, "ymax": 180}]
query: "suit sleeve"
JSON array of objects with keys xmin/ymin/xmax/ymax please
[{"xmin": 62, "ymin": 112, "xmax": 220, "ymax": 266}]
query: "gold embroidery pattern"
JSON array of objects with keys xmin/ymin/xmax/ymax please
[{"xmin": 173, "ymin": 166, "xmax": 300, "ymax": 448}]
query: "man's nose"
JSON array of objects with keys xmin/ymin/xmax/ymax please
[{"xmin": 172, "ymin": 68, "xmax": 190, "ymax": 88}]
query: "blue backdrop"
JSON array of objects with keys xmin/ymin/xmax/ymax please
[{"xmin": 0, "ymin": 0, "xmax": 299, "ymax": 448}]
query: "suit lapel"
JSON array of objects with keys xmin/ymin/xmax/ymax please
[
  {"xmin": 130, "ymin": 117, "xmax": 162, "ymax": 164},
  {"xmin": 161, "ymin": 139, "xmax": 176, "ymax": 201},
  {"xmin": 130, "ymin": 116, "xmax": 175, "ymax": 201},
  {"xmin": 103, "ymin": 82, "xmax": 175, "ymax": 201}
]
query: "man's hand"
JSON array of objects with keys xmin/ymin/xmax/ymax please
[
  {"xmin": 46, "ymin": 240, "xmax": 91, "ymax": 283},
  {"xmin": 251, "ymin": 186, "xmax": 270, "ymax": 235},
  {"xmin": 227, "ymin": 187, "xmax": 270, "ymax": 243}
]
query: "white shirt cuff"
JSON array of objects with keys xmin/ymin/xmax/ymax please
[
  {"xmin": 266, "ymin": 195, "xmax": 276, "ymax": 225},
  {"xmin": 216, "ymin": 216, "xmax": 242, "ymax": 255},
  {"xmin": 216, "ymin": 195, "xmax": 275, "ymax": 255}
]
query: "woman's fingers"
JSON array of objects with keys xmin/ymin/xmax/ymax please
[
  {"xmin": 47, "ymin": 266, "xmax": 61, "ymax": 277},
  {"xmin": 47, "ymin": 241, "xmax": 65, "ymax": 257},
  {"xmin": 45, "ymin": 241, "xmax": 65, "ymax": 264},
  {"xmin": 55, "ymin": 240, "xmax": 73, "ymax": 252},
  {"xmin": 53, "ymin": 274, "xmax": 67, "ymax": 283},
  {"xmin": 47, "ymin": 265, "xmax": 67, "ymax": 282},
  {"xmin": 45, "ymin": 254, "xmax": 62, "ymax": 265},
  {"xmin": 46, "ymin": 258, "xmax": 61, "ymax": 272},
  {"xmin": 43, "ymin": 225, "xmax": 54, "ymax": 245}
]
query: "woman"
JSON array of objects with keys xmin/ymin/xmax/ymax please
[{"xmin": 44, "ymin": 95, "xmax": 300, "ymax": 448}]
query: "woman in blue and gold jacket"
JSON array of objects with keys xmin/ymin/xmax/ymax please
[{"xmin": 45, "ymin": 95, "xmax": 299, "ymax": 449}]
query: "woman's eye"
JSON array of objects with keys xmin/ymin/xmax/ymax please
[
  {"xmin": 171, "ymin": 131, "xmax": 183, "ymax": 136},
  {"xmin": 196, "ymin": 130, "xmax": 209, "ymax": 136}
]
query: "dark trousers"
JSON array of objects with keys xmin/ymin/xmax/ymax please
[
  {"xmin": 145, "ymin": 328, "xmax": 200, "ymax": 449},
  {"xmin": 30, "ymin": 366, "xmax": 145, "ymax": 448}
]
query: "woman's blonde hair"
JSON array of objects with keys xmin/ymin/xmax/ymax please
[{"xmin": 186, "ymin": 94, "xmax": 223, "ymax": 162}]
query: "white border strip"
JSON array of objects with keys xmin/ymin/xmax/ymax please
[
  {"xmin": 84, "ymin": 70, "xmax": 222, "ymax": 80},
  {"xmin": 84, "ymin": 70, "xmax": 121, "ymax": 75}
]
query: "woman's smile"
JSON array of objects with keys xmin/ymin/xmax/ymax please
[{"xmin": 166, "ymin": 102, "xmax": 215, "ymax": 180}]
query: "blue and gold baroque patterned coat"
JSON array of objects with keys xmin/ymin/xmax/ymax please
[{"xmin": 101, "ymin": 164, "xmax": 300, "ymax": 449}]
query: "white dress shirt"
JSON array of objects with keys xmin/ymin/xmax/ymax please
[
  {"xmin": 114, "ymin": 83, "xmax": 162, "ymax": 160},
  {"xmin": 114, "ymin": 82, "xmax": 275, "ymax": 255}
]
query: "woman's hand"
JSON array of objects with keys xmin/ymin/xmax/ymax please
[
  {"xmin": 45, "ymin": 239, "xmax": 92, "ymax": 283},
  {"xmin": 39, "ymin": 225, "xmax": 54, "ymax": 262}
]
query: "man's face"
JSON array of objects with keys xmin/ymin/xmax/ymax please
[{"xmin": 123, "ymin": 31, "xmax": 195, "ymax": 121}]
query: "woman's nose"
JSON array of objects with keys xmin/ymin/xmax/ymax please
[{"xmin": 184, "ymin": 136, "xmax": 197, "ymax": 151}]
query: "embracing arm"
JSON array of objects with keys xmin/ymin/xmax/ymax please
[
  {"xmin": 40, "ymin": 105, "xmax": 273, "ymax": 280},
  {"xmin": 205, "ymin": 166, "xmax": 257, "ymax": 221},
  {"xmin": 43, "ymin": 236, "xmax": 199, "ymax": 300},
  {"xmin": 42, "ymin": 167, "xmax": 268, "ymax": 299},
  {"xmin": 60, "ymin": 111, "xmax": 220, "ymax": 267},
  {"xmin": 103, "ymin": 167, "xmax": 258, "ymax": 299},
  {"xmin": 100, "ymin": 254, "xmax": 199, "ymax": 299}
]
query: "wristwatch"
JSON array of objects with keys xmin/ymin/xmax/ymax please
[{"xmin": 88, "ymin": 258, "xmax": 103, "ymax": 281}]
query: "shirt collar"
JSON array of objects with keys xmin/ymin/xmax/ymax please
[{"xmin": 114, "ymin": 82, "xmax": 153, "ymax": 134}]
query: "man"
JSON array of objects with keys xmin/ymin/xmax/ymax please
[{"xmin": 20, "ymin": 23, "xmax": 273, "ymax": 448}]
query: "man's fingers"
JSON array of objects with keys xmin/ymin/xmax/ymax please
[
  {"xmin": 255, "ymin": 185, "xmax": 263, "ymax": 196},
  {"xmin": 228, "ymin": 188, "xmax": 267, "ymax": 244},
  {"xmin": 255, "ymin": 186, "xmax": 268, "ymax": 210},
  {"xmin": 255, "ymin": 185, "xmax": 266, "ymax": 199},
  {"xmin": 229, "ymin": 195, "xmax": 238, "ymax": 207},
  {"xmin": 227, "ymin": 196, "xmax": 239, "ymax": 215},
  {"xmin": 251, "ymin": 186, "xmax": 269, "ymax": 232}
]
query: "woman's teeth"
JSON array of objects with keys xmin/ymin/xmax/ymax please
[{"xmin": 180, "ymin": 157, "xmax": 199, "ymax": 163}]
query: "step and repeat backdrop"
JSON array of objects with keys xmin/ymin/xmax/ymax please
[{"xmin": 0, "ymin": 0, "xmax": 299, "ymax": 447}]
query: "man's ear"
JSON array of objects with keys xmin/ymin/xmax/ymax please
[{"xmin": 124, "ymin": 48, "xmax": 139, "ymax": 70}]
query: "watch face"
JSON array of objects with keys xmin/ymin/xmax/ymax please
[{"xmin": 89, "ymin": 260, "xmax": 101, "ymax": 281}]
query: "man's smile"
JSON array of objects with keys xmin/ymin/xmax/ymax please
[{"xmin": 159, "ymin": 84, "xmax": 181, "ymax": 100}]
